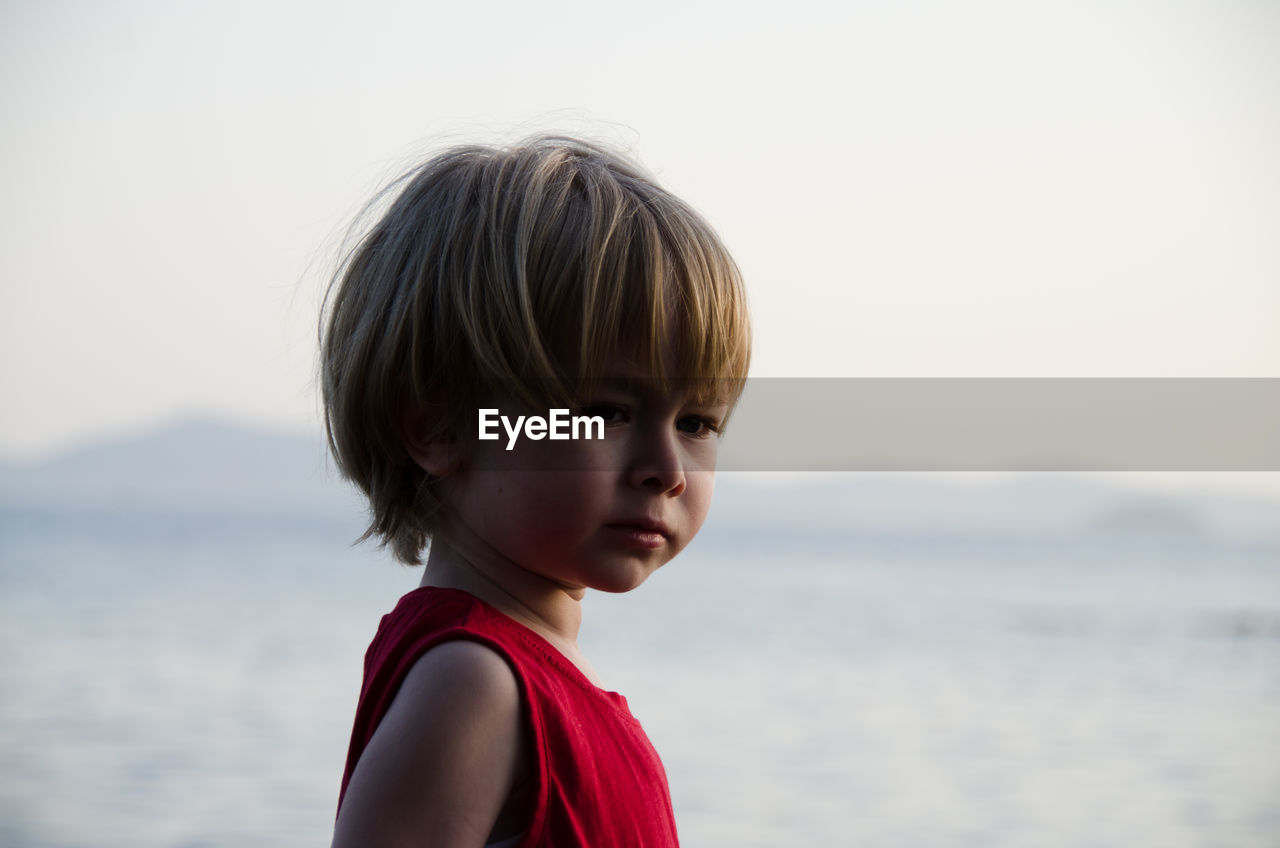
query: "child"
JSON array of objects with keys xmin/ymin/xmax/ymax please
[{"xmin": 322, "ymin": 135, "xmax": 751, "ymax": 847}]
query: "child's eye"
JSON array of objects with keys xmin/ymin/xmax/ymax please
[
  {"xmin": 676, "ymin": 415, "xmax": 721, "ymax": 438},
  {"xmin": 580, "ymin": 404, "xmax": 626, "ymax": 424}
]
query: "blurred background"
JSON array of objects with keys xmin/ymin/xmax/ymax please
[{"xmin": 1, "ymin": 1, "xmax": 1277, "ymax": 845}]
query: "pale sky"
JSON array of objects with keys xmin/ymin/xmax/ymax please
[{"xmin": 2, "ymin": 0, "xmax": 1278, "ymax": 458}]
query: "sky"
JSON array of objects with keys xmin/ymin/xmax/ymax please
[{"xmin": 2, "ymin": 0, "xmax": 1278, "ymax": 460}]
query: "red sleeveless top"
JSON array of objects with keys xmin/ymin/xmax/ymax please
[{"xmin": 338, "ymin": 587, "xmax": 680, "ymax": 847}]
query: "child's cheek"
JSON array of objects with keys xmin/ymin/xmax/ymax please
[
  {"xmin": 684, "ymin": 470, "xmax": 716, "ymax": 536},
  {"xmin": 498, "ymin": 471, "xmax": 608, "ymax": 530}
]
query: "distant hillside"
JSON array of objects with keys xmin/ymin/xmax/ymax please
[
  {"xmin": 1, "ymin": 417, "xmax": 1277, "ymax": 547},
  {"xmin": 0, "ymin": 417, "xmax": 360, "ymax": 517}
]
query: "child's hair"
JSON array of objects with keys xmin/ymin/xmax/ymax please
[{"xmin": 321, "ymin": 135, "xmax": 751, "ymax": 564}]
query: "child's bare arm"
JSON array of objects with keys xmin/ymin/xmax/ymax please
[{"xmin": 332, "ymin": 640, "xmax": 525, "ymax": 848}]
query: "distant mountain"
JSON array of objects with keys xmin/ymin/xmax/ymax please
[
  {"xmin": 0, "ymin": 417, "xmax": 360, "ymax": 517},
  {"xmin": 1, "ymin": 418, "xmax": 1277, "ymax": 547}
]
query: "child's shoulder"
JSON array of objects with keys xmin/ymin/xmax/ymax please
[
  {"xmin": 367, "ymin": 586, "xmax": 563, "ymax": 703},
  {"xmin": 334, "ymin": 633, "xmax": 527, "ymax": 846},
  {"xmin": 391, "ymin": 638, "xmax": 522, "ymax": 727},
  {"xmin": 389, "ymin": 638, "xmax": 522, "ymax": 727}
]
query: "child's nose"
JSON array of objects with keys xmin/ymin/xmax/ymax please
[{"xmin": 625, "ymin": 427, "xmax": 686, "ymax": 495}]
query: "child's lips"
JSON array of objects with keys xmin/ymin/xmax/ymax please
[
  {"xmin": 604, "ymin": 518, "xmax": 673, "ymax": 550},
  {"xmin": 604, "ymin": 523, "xmax": 668, "ymax": 550},
  {"xmin": 606, "ymin": 518, "xmax": 672, "ymax": 538}
]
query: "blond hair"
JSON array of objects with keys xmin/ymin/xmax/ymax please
[{"xmin": 321, "ymin": 135, "xmax": 751, "ymax": 564}]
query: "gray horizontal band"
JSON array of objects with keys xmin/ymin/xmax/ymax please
[{"xmin": 718, "ymin": 378, "xmax": 1279, "ymax": 471}]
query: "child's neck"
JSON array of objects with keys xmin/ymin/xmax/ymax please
[{"xmin": 420, "ymin": 522, "xmax": 585, "ymax": 651}]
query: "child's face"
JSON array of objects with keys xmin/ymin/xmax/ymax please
[{"xmin": 438, "ymin": 360, "xmax": 729, "ymax": 595}]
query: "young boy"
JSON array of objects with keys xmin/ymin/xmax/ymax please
[{"xmin": 322, "ymin": 135, "xmax": 751, "ymax": 847}]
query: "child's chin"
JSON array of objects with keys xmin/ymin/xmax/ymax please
[{"xmin": 590, "ymin": 564, "xmax": 661, "ymax": 595}]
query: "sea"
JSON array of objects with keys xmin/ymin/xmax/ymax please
[{"xmin": 1, "ymin": 475, "xmax": 1277, "ymax": 847}]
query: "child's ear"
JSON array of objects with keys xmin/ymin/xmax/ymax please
[{"xmin": 403, "ymin": 415, "xmax": 460, "ymax": 477}]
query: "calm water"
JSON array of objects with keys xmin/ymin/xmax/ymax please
[{"xmin": 1, "ymin": 495, "xmax": 1277, "ymax": 847}]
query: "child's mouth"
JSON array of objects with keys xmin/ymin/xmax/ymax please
[{"xmin": 604, "ymin": 522, "xmax": 669, "ymax": 549}]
